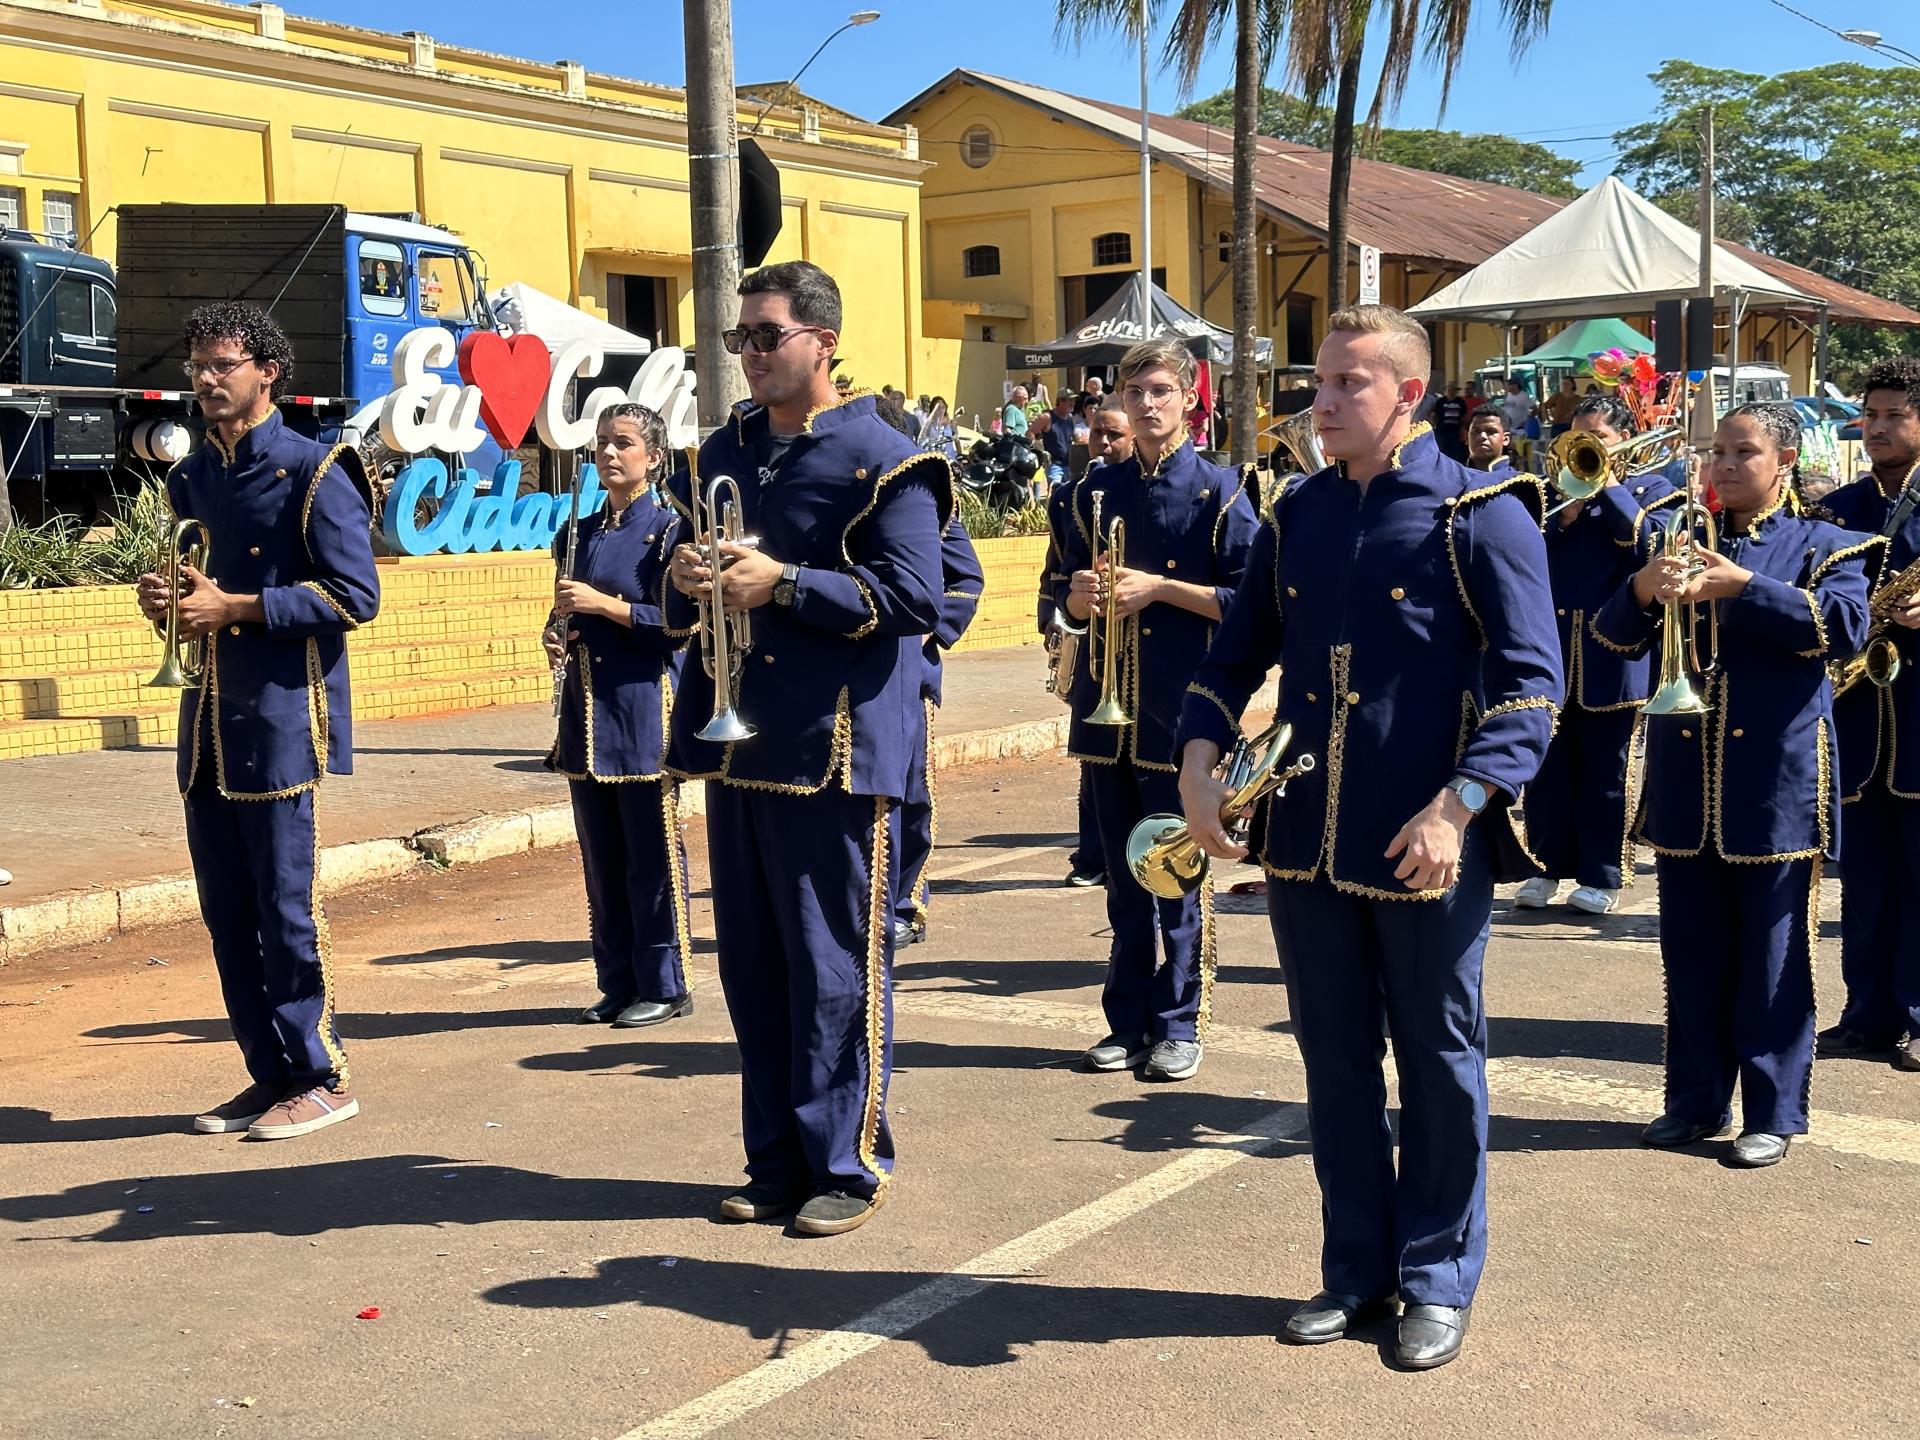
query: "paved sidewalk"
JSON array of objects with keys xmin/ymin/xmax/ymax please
[{"xmin": 0, "ymin": 645, "xmax": 1053, "ymax": 912}]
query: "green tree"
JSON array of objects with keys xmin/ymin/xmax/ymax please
[
  {"xmin": 1615, "ymin": 59, "xmax": 1920, "ymax": 386},
  {"xmin": 1179, "ymin": 83, "xmax": 1581, "ymax": 195}
]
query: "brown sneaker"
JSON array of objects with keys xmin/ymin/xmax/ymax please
[
  {"xmin": 247, "ymin": 1083, "xmax": 359, "ymax": 1141},
  {"xmin": 193, "ymin": 1081, "xmax": 282, "ymax": 1135}
]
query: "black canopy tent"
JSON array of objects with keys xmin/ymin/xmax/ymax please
[{"xmin": 1006, "ymin": 275, "xmax": 1273, "ymax": 371}]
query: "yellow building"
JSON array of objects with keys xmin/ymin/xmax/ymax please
[
  {"xmin": 0, "ymin": 0, "xmax": 929, "ymax": 389},
  {"xmin": 889, "ymin": 70, "xmax": 1918, "ymax": 412}
]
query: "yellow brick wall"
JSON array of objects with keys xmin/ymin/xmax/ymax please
[{"xmin": 955, "ymin": 535, "xmax": 1048, "ymax": 653}]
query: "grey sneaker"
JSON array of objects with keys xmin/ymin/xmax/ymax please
[
  {"xmin": 1143, "ymin": 1039, "xmax": 1203, "ymax": 1081},
  {"xmin": 1083, "ymin": 1032, "xmax": 1150, "ymax": 1071},
  {"xmin": 793, "ymin": 1188, "xmax": 885, "ymax": 1236}
]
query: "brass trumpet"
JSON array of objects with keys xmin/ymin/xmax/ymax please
[
  {"xmin": 1544, "ymin": 425, "xmax": 1684, "ymax": 518},
  {"xmin": 691, "ymin": 472, "xmax": 757, "ymax": 743},
  {"xmin": 1085, "ymin": 489, "xmax": 1131, "ymax": 727},
  {"xmin": 1641, "ymin": 497, "xmax": 1721, "ymax": 717},
  {"xmin": 1126, "ymin": 719, "xmax": 1316, "ymax": 899},
  {"xmin": 147, "ymin": 516, "xmax": 212, "ymax": 689}
]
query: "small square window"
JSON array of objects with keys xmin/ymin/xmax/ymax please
[
  {"xmin": 42, "ymin": 191, "xmax": 77, "ymax": 241},
  {"xmin": 0, "ymin": 187, "xmax": 21, "ymax": 232},
  {"xmin": 962, "ymin": 244, "xmax": 1000, "ymax": 279},
  {"xmin": 1093, "ymin": 232, "xmax": 1131, "ymax": 268}
]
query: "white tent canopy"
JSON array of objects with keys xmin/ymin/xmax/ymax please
[
  {"xmin": 1409, "ymin": 176, "xmax": 1815, "ymax": 324},
  {"xmin": 488, "ymin": 282, "xmax": 653, "ymax": 355}
]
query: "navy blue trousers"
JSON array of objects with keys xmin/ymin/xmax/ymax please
[
  {"xmin": 1267, "ymin": 848, "xmax": 1493, "ymax": 1308},
  {"xmin": 894, "ymin": 699, "xmax": 936, "ymax": 930},
  {"xmin": 1523, "ymin": 704, "xmax": 1638, "ymax": 890},
  {"xmin": 1656, "ymin": 853, "xmax": 1818, "ymax": 1136},
  {"xmin": 707, "ymin": 784, "xmax": 896, "ymax": 1200},
  {"xmin": 183, "ymin": 772, "xmax": 346, "ymax": 1091},
  {"xmin": 568, "ymin": 777, "xmax": 690, "ymax": 1003},
  {"xmin": 1071, "ymin": 763, "xmax": 1104, "ymax": 874},
  {"xmin": 1086, "ymin": 756, "xmax": 1205, "ymax": 1042},
  {"xmin": 1839, "ymin": 784, "xmax": 1920, "ymax": 1042}
]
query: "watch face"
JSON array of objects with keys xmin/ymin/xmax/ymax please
[{"xmin": 1458, "ymin": 779, "xmax": 1488, "ymax": 812}]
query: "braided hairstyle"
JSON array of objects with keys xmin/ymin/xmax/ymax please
[
  {"xmin": 597, "ymin": 402, "xmax": 670, "ymax": 482},
  {"xmin": 1570, "ymin": 392, "xmax": 1636, "ymax": 439},
  {"xmin": 1724, "ymin": 400, "xmax": 1805, "ymax": 513}
]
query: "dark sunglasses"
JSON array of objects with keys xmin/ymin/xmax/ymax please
[{"xmin": 721, "ymin": 323, "xmax": 829, "ymax": 355}]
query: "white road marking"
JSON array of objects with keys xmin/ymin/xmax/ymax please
[
  {"xmin": 616, "ymin": 1106, "xmax": 1309, "ymax": 1440},
  {"xmin": 927, "ymin": 838, "xmax": 1076, "ymax": 884},
  {"xmin": 895, "ymin": 988, "xmax": 1920, "ymax": 1170}
]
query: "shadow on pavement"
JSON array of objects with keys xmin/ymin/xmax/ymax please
[
  {"xmin": 517, "ymin": 1037, "xmax": 1067, "ymax": 1082},
  {"xmin": 894, "ymin": 956, "xmax": 1283, "ymax": 994},
  {"xmin": 78, "ymin": 1006, "xmax": 583, "ymax": 1050},
  {"xmin": 0, "ymin": 1155, "xmax": 719, "ymax": 1238},
  {"xmin": 366, "ymin": 940, "xmax": 587, "ymax": 968},
  {"xmin": 0, "ymin": 1108, "xmax": 197, "ymax": 1145},
  {"xmin": 481, "ymin": 1253, "xmax": 1307, "ymax": 1367},
  {"xmin": 1488, "ymin": 1015, "xmax": 1663, "ymax": 1065}
]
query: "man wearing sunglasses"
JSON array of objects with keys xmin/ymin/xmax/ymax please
[
  {"xmin": 132, "ymin": 301, "xmax": 379, "ymax": 1142},
  {"xmin": 665, "ymin": 261, "xmax": 949, "ymax": 1237}
]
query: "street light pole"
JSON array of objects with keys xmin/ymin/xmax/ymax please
[
  {"xmin": 1838, "ymin": 27, "xmax": 1920, "ymax": 66},
  {"xmin": 750, "ymin": 10, "xmax": 881, "ymax": 136},
  {"xmin": 684, "ymin": 0, "xmax": 748, "ymax": 431}
]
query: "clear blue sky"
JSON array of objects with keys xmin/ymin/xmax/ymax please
[{"xmin": 295, "ymin": 0, "xmax": 1920, "ymax": 185}]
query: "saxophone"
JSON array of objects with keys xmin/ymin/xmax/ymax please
[{"xmin": 1830, "ymin": 457, "xmax": 1920, "ymax": 700}]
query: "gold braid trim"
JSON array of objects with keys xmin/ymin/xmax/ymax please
[
  {"xmin": 1306, "ymin": 643, "xmax": 1354, "ymax": 883},
  {"xmin": 1441, "ymin": 476, "xmax": 1547, "ymax": 654},
  {"xmin": 181, "ymin": 632, "xmax": 213, "ymax": 794},
  {"xmin": 1743, "ymin": 488, "xmax": 1791, "ymax": 534},
  {"xmin": 944, "ymin": 589, "xmax": 981, "ymax": 599},
  {"xmin": 1212, "ymin": 464, "xmax": 1252, "ymax": 552},
  {"xmin": 1810, "ymin": 533, "xmax": 1888, "ymax": 582},
  {"xmin": 307, "ymin": 636, "xmax": 327, "ymax": 772},
  {"xmin": 661, "ymin": 780, "xmax": 694, "ymax": 992},
  {"xmin": 1620, "ymin": 717, "xmax": 1645, "ymax": 888},
  {"xmin": 679, "ymin": 686, "xmax": 855, "ymax": 794},
  {"xmin": 300, "ymin": 442, "xmax": 354, "ymax": 553},
  {"xmin": 845, "ymin": 573, "xmax": 880, "ymax": 640},
  {"xmin": 298, "ymin": 579, "xmax": 360, "ymax": 629},
  {"xmin": 1195, "ymin": 876, "xmax": 1219, "ymax": 1038},
  {"xmin": 208, "ymin": 626, "xmax": 320, "ymax": 802},
  {"xmin": 1141, "ymin": 433, "xmax": 1191, "ymax": 478},
  {"xmin": 1387, "ymin": 420, "xmax": 1434, "ymax": 469},
  {"xmin": 908, "ymin": 697, "xmax": 937, "ymax": 927},
  {"xmin": 857, "ymin": 795, "xmax": 893, "ymax": 1193},
  {"xmin": 1187, "ymin": 683, "xmax": 1239, "ymax": 730},
  {"xmin": 1801, "ymin": 855, "xmax": 1823, "ymax": 1120},
  {"xmin": 1588, "ymin": 608, "xmax": 1649, "ymax": 656},
  {"xmin": 802, "ymin": 387, "xmax": 871, "ymax": 433},
  {"xmin": 307, "ymin": 787, "xmax": 350, "ymax": 1087},
  {"xmin": 1329, "ymin": 875, "xmax": 1450, "ymax": 903},
  {"xmin": 1479, "ymin": 694, "xmax": 1559, "ymax": 726},
  {"xmin": 1708, "ymin": 680, "xmax": 1833, "ymax": 863},
  {"xmin": 204, "ymin": 407, "xmax": 271, "ymax": 467},
  {"xmin": 1796, "ymin": 587, "xmax": 1831, "ymax": 659}
]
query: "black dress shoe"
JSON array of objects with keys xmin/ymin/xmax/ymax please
[
  {"xmin": 890, "ymin": 919, "xmax": 926, "ymax": 948},
  {"xmin": 718, "ymin": 1179, "xmax": 808, "ymax": 1222},
  {"xmin": 1817, "ymin": 1024, "xmax": 1894, "ymax": 1059},
  {"xmin": 611, "ymin": 995, "xmax": 693, "ymax": 1028},
  {"xmin": 1396, "ymin": 1304, "xmax": 1470, "ymax": 1369},
  {"xmin": 579, "ymin": 994, "xmax": 632, "ymax": 1024},
  {"xmin": 1281, "ymin": 1291, "xmax": 1398, "ymax": 1345},
  {"xmin": 1729, "ymin": 1132, "xmax": 1790, "ymax": 1168},
  {"xmin": 1641, "ymin": 1113, "xmax": 1727, "ymax": 1148},
  {"xmin": 1065, "ymin": 866, "xmax": 1106, "ymax": 888}
]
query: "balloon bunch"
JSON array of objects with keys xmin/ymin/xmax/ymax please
[{"xmin": 1586, "ymin": 348, "xmax": 1659, "ymax": 389}]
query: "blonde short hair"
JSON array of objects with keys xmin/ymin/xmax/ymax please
[
  {"xmin": 1117, "ymin": 337, "xmax": 1197, "ymax": 390},
  {"xmin": 1325, "ymin": 304, "xmax": 1432, "ymax": 383}
]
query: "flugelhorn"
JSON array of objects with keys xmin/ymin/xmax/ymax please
[
  {"xmin": 1641, "ymin": 496, "xmax": 1721, "ymax": 717},
  {"xmin": 147, "ymin": 515, "xmax": 212, "ymax": 689},
  {"xmin": 1544, "ymin": 425, "xmax": 1684, "ymax": 518},
  {"xmin": 1085, "ymin": 489, "xmax": 1131, "ymax": 726},
  {"xmin": 692, "ymin": 472, "xmax": 757, "ymax": 743},
  {"xmin": 1127, "ymin": 719, "xmax": 1315, "ymax": 898}
]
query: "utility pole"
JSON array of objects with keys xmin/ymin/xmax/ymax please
[
  {"xmin": 1136, "ymin": 0, "xmax": 1152, "ymax": 315},
  {"xmin": 684, "ymin": 0, "xmax": 748, "ymax": 431},
  {"xmin": 1694, "ymin": 105, "xmax": 1716, "ymax": 448},
  {"xmin": 1228, "ymin": 0, "xmax": 1258, "ymax": 466}
]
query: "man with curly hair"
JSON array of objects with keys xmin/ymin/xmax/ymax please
[
  {"xmin": 135, "ymin": 301, "xmax": 380, "ymax": 1139},
  {"xmin": 1821, "ymin": 355, "xmax": 1920, "ymax": 1072}
]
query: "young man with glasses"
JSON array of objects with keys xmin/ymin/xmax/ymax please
[
  {"xmin": 666, "ymin": 261, "xmax": 948, "ymax": 1236},
  {"xmin": 133, "ymin": 301, "xmax": 379, "ymax": 1140},
  {"xmin": 1053, "ymin": 338, "xmax": 1258, "ymax": 1082}
]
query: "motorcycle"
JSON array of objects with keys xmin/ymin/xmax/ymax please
[{"xmin": 954, "ymin": 431, "xmax": 1040, "ymax": 511}]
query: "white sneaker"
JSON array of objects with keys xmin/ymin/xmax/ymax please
[
  {"xmin": 1567, "ymin": 886, "xmax": 1620, "ymax": 915},
  {"xmin": 1514, "ymin": 876, "xmax": 1561, "ymax": 909}
]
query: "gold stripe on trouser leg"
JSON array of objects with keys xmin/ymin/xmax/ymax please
[
  {"xmin": 660, "ymin": 780, "xmax": 695, "ymax": 987},
  {"xmin": 1194, "ymin": 873, "xmax": 1219, "ymax": 1040},
  {"xmin": 308, "ymin": 790, "xmax": 350, "ymax": 1087},
  {"xmin": 909, "ymin": 697, "xmax": 936, "ymax": 927},
  {"xmin": 857, "ymin": 795, "xmax": 893, "ymax": 1193},
  {"xmin": 1802, "ymin": 854, "xmax": 1823, "ymax": 1124}
]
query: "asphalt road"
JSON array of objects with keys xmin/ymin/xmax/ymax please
[{"xmin": 3, "ymin": 754, "xmax": 1917, "ymax": 1439}]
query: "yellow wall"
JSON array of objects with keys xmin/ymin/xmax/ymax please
[{"xmin": 0, "ymin": 0, "xmax": 925, "ymax": 381}]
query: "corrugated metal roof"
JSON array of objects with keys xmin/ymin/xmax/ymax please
[{"xmin": 895, "ymin": 70, "xmax": 1920, "ymax": 328}]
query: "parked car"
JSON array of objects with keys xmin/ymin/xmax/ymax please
[{"xmin": 1794, "ymin": 395, "xmax": 1861, "ymax": 439}]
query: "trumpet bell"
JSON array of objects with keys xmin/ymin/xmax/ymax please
[
  {"xmin": 1641, "ymin": 676, "xmax": 1709, "ymax": 716},
  {"xmin": 697, "ymin": 707, "xmax": 757, "ymax": 743},
  {"xmin": 147, "ymin": 649, "xmax": 202, "ymax": 690},
  {"xmin": 1126, "ymin": 813, "xmax": 1207, "ymax": 899},
  {"xmin": 1085, "ymin": 692, "xmax": 1130, "ymax": 726}
]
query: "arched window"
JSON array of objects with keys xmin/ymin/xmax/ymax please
[
  {"xmin": 1218, "ymin": 230, "xmax": 1231, "ymax": 262},
  {"xmin": 962, "ymin": 244, "xmax": 1001, "ymax": 279},
  {"xmin": 1092, "ymin": 231, "xmax": 1132, "ymax": 267},
  {"xmin": 961, "ymin": 126, "xmax": 995, "ymax": 168}
]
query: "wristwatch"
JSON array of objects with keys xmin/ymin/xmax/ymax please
[
  {"xmin": 1446, "ymin": 775, "xmax": 1489, "ymax": 815},
  {"xmin": 772, "ymin": 563, "xmax": 799, "ymax": 608}
]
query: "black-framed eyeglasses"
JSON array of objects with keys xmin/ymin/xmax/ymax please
[
  {"xmin": 181, "ymin": 355, "xmax": 257, "ymax": 381},
  {"xmin": 721, "ymin": 323, "xmax": 829, "ymax": 355}
]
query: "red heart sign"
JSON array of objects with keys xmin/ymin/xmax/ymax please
[{"xmin": 457, "ymin": 331, "xmax": 551, "ymax": 451}]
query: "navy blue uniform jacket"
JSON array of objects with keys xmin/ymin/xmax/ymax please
[
  {"xmin": 1051, "ymin": 439, "xmax": 1259, "ymax": 770},
  {"xmin": 1593, "ymin": 502, "xmax": 1878, "ymax": 860},
  {"xmin": 1178, "ymin": 426, "xmax": 1563, "ymax": 896},
  {"xmin": 547, "ymin": 490, "xmax": 689, "ymax": 780},
  {"xmin": 1824, "ymin": 475, "xmax": 1920, "ymax": 799},
  {"xmin": 1548, "ymin": 476, "xmax": 1680, "ymax": 711},
  {"xmin": 924, "ymin": 513, "xmax": 983, "ymax": 706},
  {"xmin": 662, "ymin": 393, "xmax": 950, "ymax": 800},
  {"xmin": 166, "ymin": 409, "xmax": 380, "ymax": 797}
]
